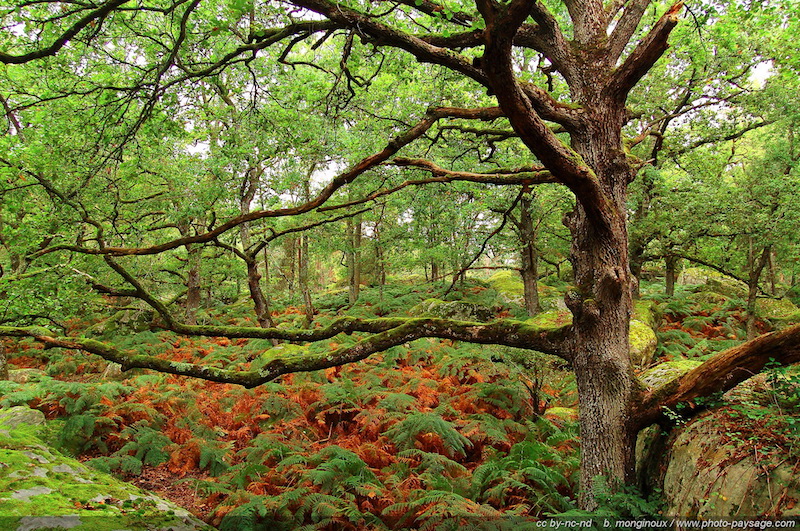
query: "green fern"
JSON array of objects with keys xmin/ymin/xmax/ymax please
[
  {"xmin": 116, "ymin": 423, "xmax": 173, "ymax": 467},
  {"xmin": 385, "ymin": 412, "xmax": 472, "ymax": 457}
]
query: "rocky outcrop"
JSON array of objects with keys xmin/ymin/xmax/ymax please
[
  {"xmin": 658, "ymin": 409, "xmax": 800, "ymax": 518},
  {"xmin": 0, "ymin": 406, "xmax": 212, "ymax": 531},
  {"xmin": 637, "ymin": 361, "xmax": 800, "ymax": 519}
]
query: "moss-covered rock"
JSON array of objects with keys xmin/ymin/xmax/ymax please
[
  {"xmin": 87, "ymin": 309, "xmax": 153, "ymax": 338},
  {"xmin": 0, "ymin": 407, "xmax": 212, "ymax": 530},
  {"xmin": 8, "ymin": 369, "xmax": 47, "ymax": 384},
  {"xmin": 0, "ymin": 406, "xmax": 45, "ymax": 431},
  {"xmin": 658, "ymin": 409, "xmax": 800, "ymax": 518},
  {"xmin": 524, "ymin": 311, "xmax": 572, "ymax": 329},
  {"xmin": 486, "ymin": 271, "xmax": 559, "ymax": 307},
  {"xmin": 629, "ymin": 320, "xmax": 658, "ymax": 367},
  {"xmin": 639, "ymin": 359, "xmax": 703, "ymax": 390},
  {"xmin": 409, "ymin": 298, "xmax": 495, "ymax": 322},
  {"xmin": 678, "ymin": 267, "xmax": 747, "ymax": 299},
  {"xmin": 756, "ymin": 298, "xmax": 800, "ymax": 325},
  {"xmin": 632, "ymin": 299, "xmax": 662, "ymax": 331}
]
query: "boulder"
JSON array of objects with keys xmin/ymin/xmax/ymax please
[
  {"xmin": 629, "ymin": 319, "xmax": 658, "ymax": 367},
  {"xmin": 8, "ymin": 369, "xmax": 47, "ymax": 384},
  {"xmin": 0, "ymin": 407, "xmax": 212, "ymax": 530},
  {"xmin": 678, "ymin": 267, "xmax": 748, "ymax": 299},
  {"xmin": 0, "ymin": 406, "xmax": 45, "ymax": 430},
  {"xmin": 638, "ymin": 359, "xmax": 702, "ymax": 390},
  {"xmin": 409, "ymin": 298, "xmax": 496, "ymax": 322},
  {"xmin": 756, "ymin": 298, "xmax": 800, "ymax": 327},
  {"xmin": 88, "ymin": 309, "xmax": 153, "ymax": 337},
  {"xmin": 632, "ymin": 299, "xmax": 662, "ymax": 331},
  {"xmin": 486, "ymin": 271, "xmax": 559, "ymax": 307},
  {"xmin": 657, "ymin": 409, "xmax": 800, "ymax": 518}
]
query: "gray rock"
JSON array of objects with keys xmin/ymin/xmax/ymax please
[
  {"xmin": 0, "ymin": 406, "xmax": 46, "ymax": 429},
  {"xmin": 660, "ymin": 412, "xmax": 799, "ymax": 517},
  {"xmin": 16, "ymin": 515, "xmax": 82, "ymax": 531},
  {"xmin": 12, "ymin": 486, "xmax": 53, "ymax": 501},
  {"xmin": 8, "ymin": 369, "xmax": 46, "ymax": 383}
]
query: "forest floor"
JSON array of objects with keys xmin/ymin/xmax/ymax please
[{"xmin": 1, "ymin": 275, "xmax": 798, "ymax": 529}]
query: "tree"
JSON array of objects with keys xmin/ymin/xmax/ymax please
[{"xmin": 2, "ymin": 0, "xmax": 800, "ymax": 510}]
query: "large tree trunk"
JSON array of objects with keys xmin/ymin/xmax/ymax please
[
  {"xmin": 567, "ymin": 195, "xmax": 637, "ymax": 502},
  {"xmin": 345, "ymin": 217, "xmax": 361, "ymax": 304},
  {"xmin": 564, "ymin": 107, "xmax": 638, "ymax": 504}
]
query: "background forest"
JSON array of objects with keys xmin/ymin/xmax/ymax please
[{"xmin": 1, "ymin": 0, "xmax": 800, "ymax": 528}]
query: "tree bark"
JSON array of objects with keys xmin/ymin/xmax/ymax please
[
  {"xmin": 746, "ymin": 244, "xmax": 771, "ymax": 340},
  {"xmin": 665, "ymin": 255, "xmax": 678, "ymax": 297},
  {"xmin": 184, "ymin": 242, "xmax": 201, "ymax": 326},
  {"xmin": 519, "ymin": 191, "xmax": 541, "ymax": 316},
  {"xmin": 0, "ymin": 342, "xmax": 8, "ymax": 380}
]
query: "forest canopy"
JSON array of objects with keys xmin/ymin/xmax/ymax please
[{"xmin": 1, "ymin": 0, "xmax": 800, "ymax": 517}]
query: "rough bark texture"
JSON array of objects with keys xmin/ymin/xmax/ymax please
[
  {"xmin": 665, "ymin": 255, "xmax": 678, "ymax": 297},
  {"xmin": 184, "ymin": 242, "xmax": 201, "ymax": 326},
  {"xmin": 519, "ymin": 192, "xmax": 541, "ymax": 316},
  {"xmin": 746, "ymin": 244, "xmax": 770, "ymax": 340}
]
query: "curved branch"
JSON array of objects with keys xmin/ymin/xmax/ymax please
[
  {"xmin": 31, "ymin": 106, "xmax": 487, "ymax": 258},
  {"xmin": 0, "ymin": 0, "xmax": 131, "ymax": 64},
  {"xmin": 0, "ymin": 317, "xmax": 574, "ymax": 387},
  {"xmin": 608, "ymin": 2, "xmax": 682, "ymax": 103},
  {"xmin": 633, "ymin": 323, "xmax": 800, "ymax": 428}
]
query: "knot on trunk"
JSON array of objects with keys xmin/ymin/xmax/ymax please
[
  {"xmin": 565, "ymin": 289, "xmax": 601, "ymax": 322},
  {"xmin": 598, "ymin": 265, "xmax": 627, "ymax": 302}
]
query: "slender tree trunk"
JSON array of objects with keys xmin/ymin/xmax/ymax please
[
  {"xmin": 746, "ymin": 244, "xmax": 771, "ymax": 340},
  {"xmin": 346, "ymin": 217, "xmax": 361, "ymax": 304},
  {"xmin": 185, "ymin": 242, "xmax": 201, "ymax": 326},
  {"xmin": 0, "ymin": 342, "xmax": 8, "ymax": 381},
  {"xmin": 519, "ymin": 192, "xmax": 541, "ymax": 316},
  {"xmin": 665, "ymin": 255, "xmax": 678, "ymax": 297},
  {"xmin": 299, "ymin": 232, "xmax": 314, "ymax": 325},
  {"xmin": 246, "ymin": 258, "xmax": 275, "ymax": 328},
  {"xmin": 239, "ymin": 166, "xmax": 275, "ymax": 329},
  {"xmin": 284, "ymin": 237, "xmax": 297, "ymax": 291}
]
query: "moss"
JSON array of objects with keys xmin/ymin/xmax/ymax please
[
  {"xmin": 639, "ymin": 359, "xmax": 702, "ymax": 390},
  {"xmin": 523, "ymin": 311, "xmax": 572, "ymax": 331},
  {"xmin": 629, "ymin": 319, "xmax": 657, "ymax": 367},
  {"xmin": 488, "ymin": 271, "xmax": 524, "ymax": 297},
  {"xmin": 755, "ymin": 298, "xmax": 800, "ymax": 321},
  {"xmin": 544, "ymin": 407, "xmax": 578, "ymax": 421},
  {"xmin": 632, "ymin": 299, "xmax": 661, "ymax": 330},
  {"xmin": 0, "ymin": 411, "xmax": 211, "ymax": 530}
]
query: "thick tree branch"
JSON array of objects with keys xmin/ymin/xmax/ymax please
[
  {"xmin": 478, "ymin": 0, "xmax": 616, "ymax": 233},
  {"xmin": 291, "ymin": 0, "xmax": 486, "ymax": 86},
  {"xmin": 0, "ymin": 317, "xmax": 574, "ymax": 387},
  {"xmin": 633, "ymin": 323, "xmax": 800, "ymax": 428},
  {"xmin": 608, "ymin": 2, "xmax": 682, "ymax": 103},
  {"xmin": 0, "ymin": 0, "xmax": 131, "ymax": 64},
  {"xmin": 608, "ymin": 0, "xmax": 652, "ymax": 64}
]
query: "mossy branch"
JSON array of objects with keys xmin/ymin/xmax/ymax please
[{"xmin": 0, "ymin": 317, "xmax": 573, "ymax": 387}]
